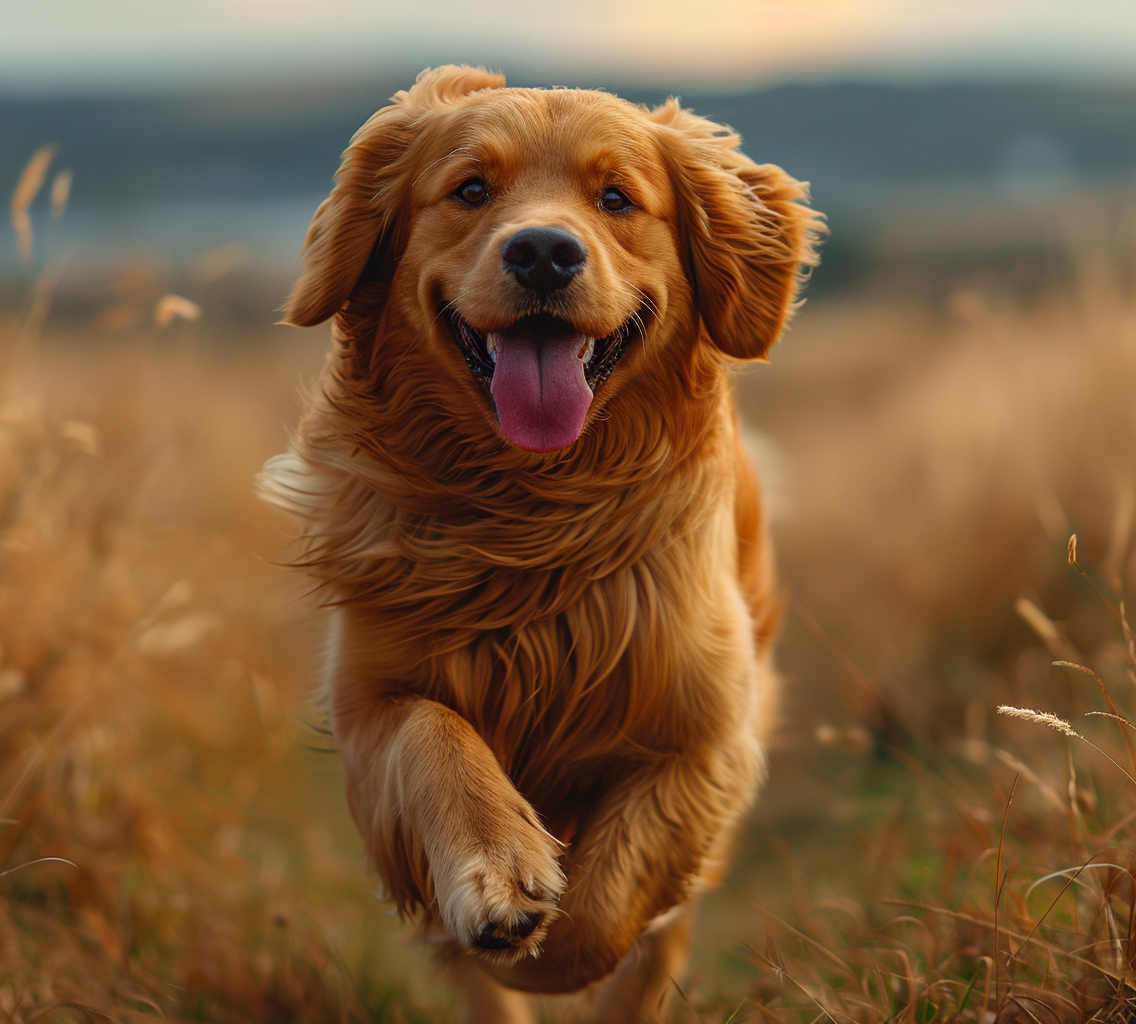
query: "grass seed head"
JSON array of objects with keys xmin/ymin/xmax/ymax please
[
  {"xmin": 154, "ymin": 294, "xmax": 202, "ymax": 328},
  {"xmin": 997, "ymin": 704, "xmax": 1080, "ymax": 738}
]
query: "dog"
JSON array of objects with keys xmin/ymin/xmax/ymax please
[{"xmin": 259, "ymin": 65, "xmax": 820, "ymax": 1023}]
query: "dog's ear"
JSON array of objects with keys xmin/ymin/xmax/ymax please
[
  {"xmin": 282, "ymin": 104, "xmax": 415, "ymax": 328},
  {"xmin": 651, "ymin": 100, "xmax": 823, "ymax": 360},
  {"xmin": 284, "ymin": 65, "xmax": 506, "ymax": 328}
]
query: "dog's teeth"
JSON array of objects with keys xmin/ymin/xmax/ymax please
[
  {"xmin": 486, "ymin": 337, "xmax": 496, "ymax": 362},
  {"xmin": 578, "ymin": 338, "xmax": 595, "ymax": 363}
]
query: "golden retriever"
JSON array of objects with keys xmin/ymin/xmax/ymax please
[{"xmin": 260, "ymin": 65, "xmax": 820, "ymax": 1023}]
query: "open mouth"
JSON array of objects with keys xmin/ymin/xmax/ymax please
[
  {"xmin": 443, "ymin": 307, "xmax": 647, "ymax": 452},
  {"xmin": 445, "ymin": 309, "xmax": 644, "ymax": 392}
]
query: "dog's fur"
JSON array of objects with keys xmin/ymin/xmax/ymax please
[{"xmin": 260, "ymin": 66, "xmax": 820, "ymax": 1022}]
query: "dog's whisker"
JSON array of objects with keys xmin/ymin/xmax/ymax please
[
  {"xmin": 412, "ymin": 145, "xmax": 474, "ymax": 190},
  {"xmin": 434, "ymin": 290, "xmax": 478, "ymax": 327}
]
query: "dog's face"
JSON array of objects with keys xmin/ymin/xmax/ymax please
[
  {"xmin": 402, "ymin": 91, "xmax": 680, "ymax": 453},
  {"xmin": 287, "ymin": 66, "xmax": 819, "ymax": 453}
]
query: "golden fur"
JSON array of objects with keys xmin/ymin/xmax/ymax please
[{"xmin": 260, "ymin": 65, "xmax": 820, "ymax": 1021}]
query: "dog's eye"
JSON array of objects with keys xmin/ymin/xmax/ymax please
[
  {"xmin": 600, "ymin": 188, "xmax": 634, "ymax": 213},
  {"xmin": 455, "ymin": 178, "xmax": 488, "ymax": 207}
]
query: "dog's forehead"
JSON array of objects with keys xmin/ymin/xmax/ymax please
[{"xmin": 432, "ymin": 87, "xmax": 661, "ymax": 176}]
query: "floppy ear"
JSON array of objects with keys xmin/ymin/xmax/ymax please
[
  {"xmin": 284, "ymin": 65, "xmax": 506, "ymax": 328},
  {"xmin": 651, "ymin": 100, "xmax": 823, "ymax": 360}
]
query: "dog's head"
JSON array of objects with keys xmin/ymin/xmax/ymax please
[{"xmin": 287, "ymin": 65, "xmax": 821, "ymax": 454}]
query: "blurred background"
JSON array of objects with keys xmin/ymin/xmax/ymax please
[
  {"xmin": 5, "ymin": 1, "xmax": 1136, "ymax": 311},
  {"xmin": 4, "ymin": 4, "xmax": 1136, "ymax": 1022}
]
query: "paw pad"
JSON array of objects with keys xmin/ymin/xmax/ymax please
[{"xmin": 475, "ymin": 911, "xmax": 544, "ymax": 950}]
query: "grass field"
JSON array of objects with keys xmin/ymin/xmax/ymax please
[{"xmin": 4, "ymin": 164, "xmax": 1136, "ymax": 1022}]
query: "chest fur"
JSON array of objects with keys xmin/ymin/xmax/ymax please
[{"xmin": 336, "ymin": 491, "xmax": 756, "ymax": 802}]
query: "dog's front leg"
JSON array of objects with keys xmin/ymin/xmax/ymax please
[
  {"xmin": 488, "ymin": 730, "xmax": 763, "ymax": 995},
  {"xmin": 332, "ymin": 680, "xmax": 565, "ymax": 961}
]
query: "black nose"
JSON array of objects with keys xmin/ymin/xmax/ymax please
[{"xmin": 501, "ymin": 227, "xmax": 586, "ymax": 296}]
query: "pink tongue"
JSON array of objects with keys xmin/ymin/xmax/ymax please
[{"xmin": 489, "ymin": 329, "xmax": 594, "ymax": 452}]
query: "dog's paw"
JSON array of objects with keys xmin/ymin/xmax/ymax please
[{"xmin": 434, "ymin": 812, "xmax": 565, "ymax": 962}]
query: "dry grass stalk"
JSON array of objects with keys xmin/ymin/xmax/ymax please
[
  {"xmin": 1104, "ymin": 485, "xmax": 1135, "ymax": 590},
  {"xmin": 991, "ymin": 747, "xmax": 1066, "ymax": 810},
  {"xmin": 1016, "ymin": 597, "xmax": 1079, "ymax": 659},
  {"xmin": 993, "ymin": 774, "xmax": 1018, "ymax": 1010},
  {"xmin": 9, "ymin": 146, "xmax": 55, "ymax": 264},
  {"xmin": 1054, "ymin": 659, "xmax": 1136, "ymax": 779},
  {"xmin": 49, "ymin": 169, "xmax": 72, "ymax": 220},
  {"xmin": 999, "ymin": 701, "xmax": 1136, "ymax": 791}
]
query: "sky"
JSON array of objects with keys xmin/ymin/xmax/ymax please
[{"xmin": 4, "ymin": 0, "xmax": 1136, "ymax": 93}]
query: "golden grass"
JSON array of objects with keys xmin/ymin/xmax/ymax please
[
  {"xmin": 0, "ymin": 319, "xmax": 445, "ymax": 1018},
  {"xmin": 717, "ymin": 260, "xmax": 1136, "ymax": 1022},
  {"xmin": 4, "ymin": 152, "xmax": 1136, "ymax": 1021}
]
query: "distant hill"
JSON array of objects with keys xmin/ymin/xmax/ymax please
[
  {"xmin": 3, "ymin": 78, "xmax": 1136, "ymax": 208},
  {"xmin": 3, "ymin": 77, "xmax": 1135, "ymax": 300}
]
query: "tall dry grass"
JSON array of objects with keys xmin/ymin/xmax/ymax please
[
  {"xmin": 3, "ymin": 149, "xmax": 1136, "ymax": 1022},
  {"xmin": 716, "ymin": 258, "xmax": 1136, "ymax": 1022},
  {"xmin": 0, "ymin": 152, "xmax": 451, "ymax": 1022},
  {"xmin": 0, "ymin": 335, "xmax": 432, "ymax": 1021}
]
